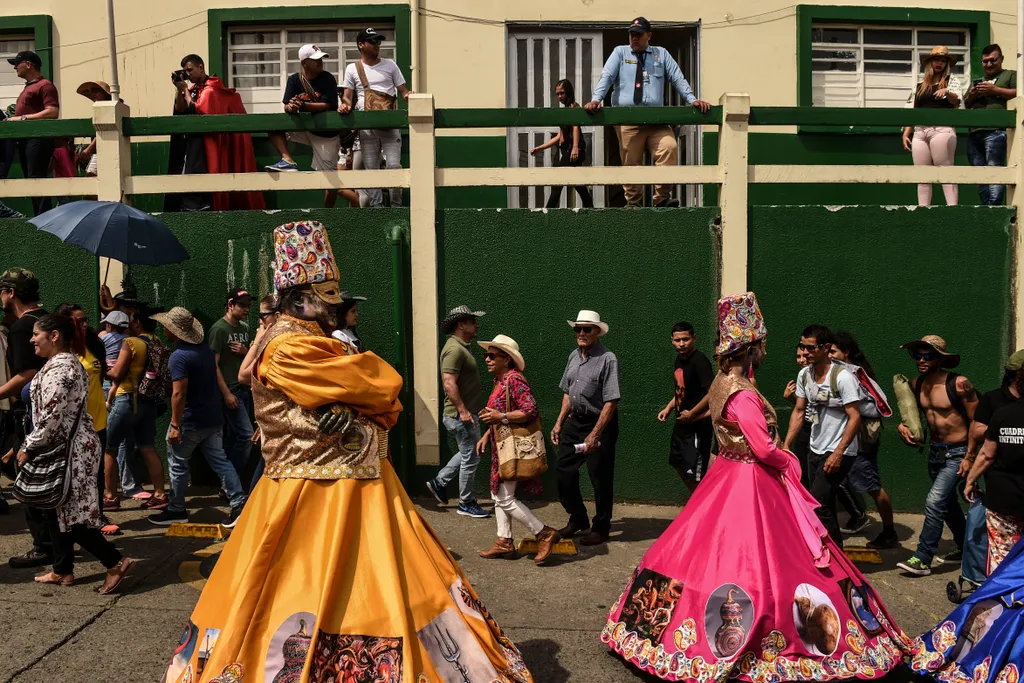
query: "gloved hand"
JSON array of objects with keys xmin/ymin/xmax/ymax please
[{"xmin": 317, "ymin": 403, "xmax": 355, "ymax": 435}]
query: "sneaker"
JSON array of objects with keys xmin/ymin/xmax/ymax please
[
  {"xmin": 149, "ymin": 510, "xmax": 189, "ymax": 526},
  {"xmin": 866, "ymin": 529, "xmax": 900, "ymax": 549},
  {"xmin": 897, "ymin": 556, "xmax": 932, "ymax": 576},
  {"xmin": 457, "ymin": 502, "xmax": 491, "ymax": 519},
  {"xmin": 265, "ymin": 159, "xmax": 299, "ymax": 172},
  {"xmin": 840, "ymin": 515, "xmax": 871, "ymax": 535},
  {"xmin": 221, "ymin": 507, "xmax": 243, "ymax": 529},
  {"xmin": 937, "ymin": 549, "xmax": 963, "ymax": 565},
  {"xmin": 426, "ymin": 478, "xmax": 448, "ymax": 506}
]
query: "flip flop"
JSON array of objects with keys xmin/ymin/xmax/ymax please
[
  {"xmin": 34, "ymin": 572, "xmax": 74, "ymax": 586},
  {"xmin": 98, "ymin": 557, "xmax": 135, "ymax": 595},
  {"xmin": 130, "ymin": 491, "xmax": 153, "ymax": 501},
  {"xmin": 100, "ymin": 523, "xmax": 121, "ymax": 536}
]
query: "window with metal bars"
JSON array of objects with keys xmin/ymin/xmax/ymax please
[{"xmin": 0, "ymin": 35, "xmax": 34, "ymax": 112}]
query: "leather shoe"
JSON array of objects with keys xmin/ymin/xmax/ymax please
[
  {"xmin": 557, "ymin": 520, "xmax": 588, "ymax": 539},
  {"xmin": 9, "ymin": 548, "xmax": 55, "ymax": 569},
  {"xmin": 579, "ymin": 531, "xmax": 609, "ymax": 546},
  {"xmin": 534, "ymin": 526, "xmax": 561, "ymax": 564},
  {"xmin": 479, "ymin": 537, "xmax": 517, "ymax": 559}
]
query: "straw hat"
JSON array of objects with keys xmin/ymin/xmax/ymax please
[
  {"xmin": 76, "ymin": 81, "xmax": 111, "ymax": 98},
  {"xmin": 442, "ymin": 305, "xmax": 485, "ymax": 334},
  {"xmin": 150, "ymin": 306, "xmax": 204, "ymax": 345},
  {"xmin": 478, "ymin": 334, "xmax": 526, "ymax": 371},
  {"xmin": 900, "ymin": 334, "xmax": 960, "ymax": 369},
  {"xmin": 567, "ymin": 310, "xmax": 609, "ymax": 336},
  {"xmin": 921, "ymin": 46, "xmax": 960, "ymax": 68}
]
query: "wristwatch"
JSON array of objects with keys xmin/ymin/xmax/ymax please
[
  {"xmin": 501, "ymin": 412, "xmax": 509, "ymax": 425},
  {"xmin": 20, "ymin": 116, "xmax": 26, "ymax": 121}
]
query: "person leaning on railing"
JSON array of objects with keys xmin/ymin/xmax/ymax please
[
  {"xmin": 964, "ymin": 44, "xmax": 1017, "ymax": 207},
  {"xmin": 584, "ymin": 17, "xmax": 711, "ymax": 209},
  {"xmin": 3, "ymin": 50, "xmax": 59, "ymax": 217}
]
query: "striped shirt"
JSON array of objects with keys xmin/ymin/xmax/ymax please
[{"xmin": 559, "ymin": 342, "xmax": 621, "ymax": 418}]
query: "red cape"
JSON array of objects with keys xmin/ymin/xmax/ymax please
[{"xmin": 194, "ymin": 76, "xmax": 266, "ymax": 211}]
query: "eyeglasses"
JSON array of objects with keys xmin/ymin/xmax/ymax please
[
  {"xmin": 484, "ymin": 352, "xmax": 507, "ymax": 361},
  {"xmin": 982, "ymin": 57, "xmax": 1001, "ymax": 65},
  {"xmin": 575, "ymin": 326, "xmax": 595, "ymax": 334},
  {"xmin": 913, "ymin": 352, "xmax": 935, "ymax": 361},
  {"xmin": 797, "ymin": 343, "xmax": 824, "ymax": 352},
  {"xmin": 259, "ymin": 311, "xmax": 275, "ymax": 320}
]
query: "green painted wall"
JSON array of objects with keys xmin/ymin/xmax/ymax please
[
  {"xmin": 704, "ymin": 131, "xmax": 989, "ymax": 206},
  {"xmin": 750, "ymin": 205, "xmax": 1014, "ymax": 510},
  {"xmin": 0, "ymin": 218, "xmax": 98, "ymax": 321},
  {"xmin": 438, "ymin": 208, "xmax": 721, "ymax": 505}
]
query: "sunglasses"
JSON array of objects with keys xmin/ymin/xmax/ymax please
[
  {"xmin": 797, "ymin": 343, "xmax": 824, "ymax": 352},
  {"xmin": 913, "ymin": 351, "xmax": 935, "ymax": 361},
  {"xmin": 484, "ymin": 352, "xmax": 508, "ymax": 361},
  {"xmin": 575, "ymin": 326, "xmax": 595, "ymax": 334},
  {"xmin": 982, "ymin": 58, "xmax": 1001, "ymax": 65}
]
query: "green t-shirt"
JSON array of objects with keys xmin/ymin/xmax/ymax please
[
  {"xmin": 208, "ymin": 318, "xmax": 250, "ymax": 393},
  {"xmin": 970, "ymin": 69, "xmax": 1017, "ymax": 131},
  {"xmin": 440, "ymin": 335, "xmax": 483, "ymax": 418}
]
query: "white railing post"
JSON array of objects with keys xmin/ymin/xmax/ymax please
[
  {"xmin": 718, "ymin": 93, "xmax": 751, "ymax": 298},
  {"xmin": 407, "ymin": 93, "xmax": 440, "ymax": 466},
  {"xmin": 93, "ymin": 99, "xmax": 131, "ymax": 294},
  {"xmin": 1009, "ymin": 97, "xmax": 1024, "ymax": 349}
]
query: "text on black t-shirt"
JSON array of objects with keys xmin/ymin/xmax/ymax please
[
  {"xmin": 984, "ymin": 399, "xmax": 1024, "ymax": 516},
  {"xmin": 975, "ymin": 386, "xmax": 1019, "ymax": 426}
]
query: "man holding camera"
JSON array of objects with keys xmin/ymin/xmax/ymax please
[
  {"xmin": 965, "ymin": 44, "xmax": 1017, "ymax": 206},
  {"xmin": 171, "ymin": 54, "xmax": 264, "ymax": 211}
]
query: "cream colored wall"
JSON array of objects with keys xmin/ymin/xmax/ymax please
[{"xmin": 3, "ymin": 0, "xmax": 1020, "ymax": 119}]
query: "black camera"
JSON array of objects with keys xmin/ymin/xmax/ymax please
[{"xmin": 171, "ymin": 69, "xmax": 187, "ymax": 84}]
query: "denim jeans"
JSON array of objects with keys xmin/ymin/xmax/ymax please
[
  {"xmin": 913, "ymin": 443, "xmax": 968, "ymax": 564},
  {"xmin": 967, "ymin": 130, "xmax": 1008, "ymax": 205},
  {"xmin": 223, "ymin": 387, "xmax": 254, "ymax": 477},
  {"xmin": 166, "ymin": 424, "xmax": 246, "ymax": 513},
  {"xmin": 358, "ymin": 129, "xmax": 403, "ymax": 207},
  {"xmin": 437, "ymin": 415, "xmax": 482, "ymax": 505}
]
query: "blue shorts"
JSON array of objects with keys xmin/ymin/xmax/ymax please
[
  {"xmin": 105, "ymin": 395, "xmax": 159, "ymax": 453},
  {"xmin": 848, "ymin": 448, "xmax": 882, "ymax": 494}
]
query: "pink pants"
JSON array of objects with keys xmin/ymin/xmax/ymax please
[{"xmin": 912, "ymin": 126, "xmax": 958, "ymax": 206}]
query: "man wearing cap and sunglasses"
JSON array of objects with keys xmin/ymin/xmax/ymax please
[
  {"xmin": 4, "ymin": 50, "xmax": 59, "ymax": 216},
  {"xmin": 896, "ymin": 335, "xmax": 978, "ymax": 576},
  {"xmin": 552, "ymin": 310, "xmax": 621, "ymax": 546},
  {"xmin": 585, "ymin": 18, "xmax": 711, "ymax": 208}
]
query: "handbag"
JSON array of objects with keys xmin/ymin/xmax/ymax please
[
  {"xmin": 493, "ymin": 379, "xmax": 548, "ymax": 482},
  {"xmin": 355, "ymin": 61, "xmax": 398, "ymax": 111},
  {"xmin": 12, "ymin": 398, "xmax": 85, "ymax": 509}
]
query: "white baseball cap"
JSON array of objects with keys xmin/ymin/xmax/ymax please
[{"xmin": 298, "ymin": 44, "xmax": 329, "ymax": 61}]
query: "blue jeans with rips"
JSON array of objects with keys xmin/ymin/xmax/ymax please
[
  {"xmin": 913, "ymin": 442, "xmax": 968, "ymax": 565},
  {"xmin": 967, "ymin": 130, "xmax": 1008, "ymax": 205}
]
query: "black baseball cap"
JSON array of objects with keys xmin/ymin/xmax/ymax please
[
  {"xmin": 7, "ymin": 51, "xmax": 42, "ymax": 68},
  {"xmin": 227, "ymin": 288, "xmax": 252, "ymax": 305},
  {"xmin": 629, "ymin": 17, "xmax": 652, "ymax": 33},
  {"xmin": 357, "ymin": 27, "xmax": 385, "ymax": 43}
]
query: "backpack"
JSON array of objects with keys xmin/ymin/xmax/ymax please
[
  {"xmin": 913, "ymin": 372, "xmax": 970, "ymax": 423},
  {"xmin": 803, "ymin": 362, "xmax": 892, "ymax": 445},
  {"xmin": 138, "ymin": 335, "xmax": 172, "ymax": 404}
]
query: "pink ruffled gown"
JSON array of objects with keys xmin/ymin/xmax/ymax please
[{"xmin": 602, "ymin": 372, "xmax": 914, "ymax": 682}]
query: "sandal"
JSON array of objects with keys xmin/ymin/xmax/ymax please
[
  {"xmin": 142, "ymin": 494, "xmax": 169, "ymax": 510},
  {"xmin": 34, "ymin": 571, "xmax": 74, "ymax": 586},
  {"xmin": 102, "ymin": 496, "xmax": 121, "ymax": 512},
  {"xmin": 130, "ymin": 490, "xmax": 153, "ymax": 501},
  {"xmin": 100, "ymin": 523, "xmax": 121, "ymax": 535},
  {"xmin": 99, "ymin": 557, "xmax": 135, "ymax": 595}
]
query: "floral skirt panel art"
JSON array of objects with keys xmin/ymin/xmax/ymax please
[
  {"xmin": 912, "ymin": 537, "xmax": 1024, "ymax": 683},
  {"xmin": 161, "ymin": 458, "xmax": 532, "ymax": 683},
  {"xmin": 601, "ymin": 455, "xmax": 915, "ymax": 682}
]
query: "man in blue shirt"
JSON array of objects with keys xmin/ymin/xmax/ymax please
[
  {"xmin": 147, "ymin": 307, "xmax": 247, "ymax": 528},
  {"xmin": 585, "ymin": 17, "xmax": 711, "ymax": 208}
]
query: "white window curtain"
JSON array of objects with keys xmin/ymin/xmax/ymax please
[{"xmin": 0, "ymin": 37, "xmax": 35, "ymax": 112}]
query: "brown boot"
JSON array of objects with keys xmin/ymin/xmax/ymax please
[
  {"xmin": 479, "ymin": 537, "xmax": 516, "ymax": 559},
  {"xmin": 533, "ymin": 526, "xmax": 562, "ymax": 565}
]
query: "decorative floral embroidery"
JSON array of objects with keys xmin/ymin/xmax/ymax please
[
  {"xmin": 273, "ymin": 221, "xmax": 339, "ymax": 292},
  {"xmin": 674, "ymin": 619, "xmax": 698, "ymax": 651},
  {"xmin": 932, "ymin": 621, "xmax": 959, "ymax": 656},
  {"xmin": 715, "ymin": 292, "xmax": 767, "ymax": 356},
  {"xmin": 986, "ymin": 510, "xmax": 1024, "ymax": 575},
  {"xmin": 760, "ymin": 631, "xmax": 786, "ymax": 662},
  {"xmin": 996, "ymin": 664, "xmax": 1020, "ymax": 683},
  {"xmin": 975, "ymin": 657, "xmax": 993, "ymax": 683},
  {"xmin": 209, "ymin": 662, "xmax": 245, "ymax": 683},
  {"xmin": 845, "ymin": 621, "xmax": 866, "ymax": 655},
  {"xmin": 486, "ymin": 369, "xmax": 543, "ymax": 496}
]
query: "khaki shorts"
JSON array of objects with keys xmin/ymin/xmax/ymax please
[{"xmin": 286, "ymin": 131, "xmax": 341, "ymax": 171}]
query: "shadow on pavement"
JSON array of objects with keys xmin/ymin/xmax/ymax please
[
  {"xmin": 609, "ymin": 516, "xmax": 674, "ymax": 544},
  {"xmin": 517, "ymin": 638, "xmax": 572, "ymax": 681}
]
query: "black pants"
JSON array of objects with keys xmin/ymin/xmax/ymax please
[
  {"xmin": 791, "ymin": 420, "xmax": 812, "ymax": 489},
  {"xmin": 46, "ymin": 510, "xmax": 122, "ymax": 575},
  {"xmin": 545, "ymin": 152, "xmax": 594, "ymax": 209},
  {"xmin": 18, "ymin": 138, "xmax": 55, "ymax": 216},
  {"xmin": 556, "ymin": 414, "xmax": 618, "ymax": 535},
  {"xmin": 807, "ymin": 450, "xmax": 856, "ymax": 547}
]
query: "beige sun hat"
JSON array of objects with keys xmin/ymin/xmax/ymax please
[
  {"xmin": 900, "ymin": 334, "xmax": 961, "ymax": 369},
  {"xmin": 478, "ymin": 334, "xmax": 526, "ymax": 371},
  {"xmin": 150, "ymin": 306, "xmax": 204, "ymax": 345},
  {"xmin": 921, "ymin": 45, "xmax": 961, "ymax": 68},
  {"xmin": 567, "ymin": 310, "xmax": 608, "ymax": 336},
  {"xmin": 76, "ymin": 80, "xmax": 111, "ymax": 98}
]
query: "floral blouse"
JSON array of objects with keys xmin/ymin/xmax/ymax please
[
  {"xmin": 486, "ymin": 369, "xmax": 543, "ymax": 496},
  {"xmin": 23, "ymin": 353, "xmax": 102, "ymax": 531}
]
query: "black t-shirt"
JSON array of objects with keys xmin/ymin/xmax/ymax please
[
  {"xmin": 976, "ymin": 386, "xmax": 1019, "ymax": 426},
  {"xmin": 674, "ymin": 350, "xmax": 714, "ymax": 415},
  {"xmin": 283, "ymin": 71, "xmax": 339, "ymax": 138},
  {"xmin": 984, "ymin": 400, "xmax": 1024, "ymax": 515},
  {"xmin": 6, "ymin": 308, "xmax": 47, "ymax": 393}
]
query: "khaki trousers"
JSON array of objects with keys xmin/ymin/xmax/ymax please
[{"xmin": 617, "ymin": 124, "xmax": 678, "ymax": 206}]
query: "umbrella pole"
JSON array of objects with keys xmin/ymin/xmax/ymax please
[{"xmin": 102, "ymin": 257, "xmax": 111, "ymax": 287}]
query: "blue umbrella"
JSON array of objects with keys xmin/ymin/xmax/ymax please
[{"xmin": 28, "ymin": 200, "xmax": 190, "ymax": 266}]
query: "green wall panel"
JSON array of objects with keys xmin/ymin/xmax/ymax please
[
  {"xmin": 438, "ymin": 208, "xmax": 720, "ymax": 505},
  {"xmin": 750, "ymin": 205, "xmax": 1013, "ymax": 511}
]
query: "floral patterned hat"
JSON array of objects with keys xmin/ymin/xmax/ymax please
[
  {"xmin": 273, "ymin": 221, "xmax": 342, "ymax": 304},
  {"xmin": 715, "ymin": 292, "xmax": 767, "ymax": 356}
]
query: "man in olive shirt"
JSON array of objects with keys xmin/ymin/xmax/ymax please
[
  {"xmin": 208, "ymin": 288, "xmax": 253, "ymax": 477},
  {"xmin": 426, "ymin": 305, "xmax": 490, "ymax": 518},
  {"xmin": 966, "ymin": 44, "xmax": 1017, "ymax": 205}
]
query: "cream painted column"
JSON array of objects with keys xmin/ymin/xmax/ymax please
[
  {"xmin": 717, "ymin": 93, "xmax": 751, "ymax": 298},
  {"xmin": 1008, "ymin": 97, "xmax": 1024, "ymax": 348},
  {"xmin": 407, "ymin": 94, "xmax": 440, "ymax": 465},
  {"xmin": 93, "ymin": 99, "xmax": 131, "ymax": 295}
]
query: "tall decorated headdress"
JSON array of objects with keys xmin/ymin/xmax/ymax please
[
  {"xmin": 273, "ymin": 220, "xmax": 342, "ymax": 304},
  {"xmin": 715, "ymin": 292, "xmax": 767, "ymax": 357}
]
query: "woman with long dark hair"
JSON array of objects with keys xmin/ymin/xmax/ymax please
[
  {"xmin": 530, "ymin": 79, "xmax": 595, "ymax": 209},
  {"xmin": 332, "ymin": 292, "xmax": 366, "ymax": 353}
]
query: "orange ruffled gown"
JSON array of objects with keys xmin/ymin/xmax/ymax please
[{"xmin": 163, "ymin": 316, "xmax": 532, "ymax": 683}]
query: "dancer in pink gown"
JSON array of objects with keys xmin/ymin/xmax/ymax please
[{"xmin": 602, "ymin": 292, "xmax": 914, "ymax": 682}]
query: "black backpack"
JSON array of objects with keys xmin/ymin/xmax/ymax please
[{"xmin": 913, "ymin": 373, "xmax": 970, "ymax": 423}]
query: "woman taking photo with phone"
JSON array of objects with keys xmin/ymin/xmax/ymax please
[
  {"xmin": 902, "ymin": 45, "xmax": 965, "ymax": 206},
  {"xmin": 530, "ymin": 79, "xmax": 595, "ymax": 209}
]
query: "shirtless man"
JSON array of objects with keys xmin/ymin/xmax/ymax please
[{"xmin": 896, "ymin": 335, "xmax": 978, "ymax": 576}]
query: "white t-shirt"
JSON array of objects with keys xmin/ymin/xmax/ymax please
[
  {"xmin": 796, "ymin": 363, "xmax": 861, "ymax": 456},
  {"xmin": 342, "ymin": 59, "xmax": 406, "ymax": 111}
]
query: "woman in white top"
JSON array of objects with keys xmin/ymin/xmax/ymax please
[
  {"xmin": 332, "ymin": 292, "xmax": 366, "ymax": 353},
  {"xmin": 902, "ymin": 45, "xmax": 966, "ymax": 206}
]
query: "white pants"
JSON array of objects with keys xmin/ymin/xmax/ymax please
[
  {"xmin": 493, "ymin": 481, "xmax": 545, "ymax": 539},
  {"xmin": 358, "ymin": 128, "xmax": 403, "ymax": 207}
]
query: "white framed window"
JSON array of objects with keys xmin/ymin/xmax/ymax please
[
  {"xmin": 811, "ymin": 25, "xmax": 970, "ymax": 107},
  {"xmin": 0, "ymin": 35, "xmax": 34, "ymax": 112},
  {"xmin": 227, "ymin": 26, "xmax": 395, "ymax": 113}
]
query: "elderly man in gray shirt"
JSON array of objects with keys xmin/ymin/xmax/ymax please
[{"xmin": 551, "ymin": 310, "xmax": 621, "ymax": 546}]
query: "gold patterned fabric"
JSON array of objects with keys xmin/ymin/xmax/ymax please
[{"xmin": 708, "ymin": 372, "xmax": 781, "ymax": 457}]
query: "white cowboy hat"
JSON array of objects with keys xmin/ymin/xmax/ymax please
[
  {"xmin": 567, "ymin": 310, "xmax": 608, "ymax": 336},
  {"xmin": 478, "ymin": 334, "xmax": 526, "ymax": 371}
]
